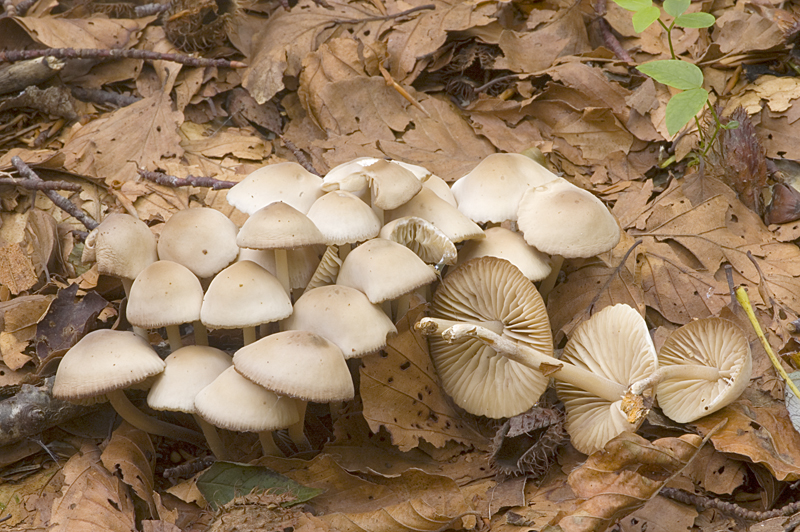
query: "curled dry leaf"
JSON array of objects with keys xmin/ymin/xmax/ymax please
[
  {"xmin": 360, "ymin": 305, "xmax": 490, "ymax": 452},
  {"xmin": 100, "ymin": 422, "xmax": 157, "ymax": 518}
]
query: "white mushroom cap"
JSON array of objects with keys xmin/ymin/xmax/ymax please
[
  {"xmin": 429, "ymin": 257, "xmax": 552, "ymax": 418},
  {"xmin": 517, "ymin": 179, "xmax": 621, "ymax": 258},
  {"xmin": 233, "ymin": 330, "xmax": 354, "ymax": 402},
  {"xmin": 379, "ymin": 216, "xmax": 457, "ymax": 266},
  {"xmin": 555, "ymin": 304, "xmax": 658, "ymax": 455},
  {"xmin": 282, "ymin": 285, "xmax": 397, "ymax": 358},
  {"xmin": 306, "ymin": 190, "xmax": 381, "ymax": 245},
  {"xmin": 127, "ymin": 260, "xmax": 204, "ymax": 328},
  {"xmin": 200, "ymin": 261, "xmax": 292, "ymax": 329},
  {"xmin": 452, "ymin": 153, "xmax": 559, "ymax": 223},
  {"xmin": 387, "ymin": 188, "xmax": 484, "ymax": 243},
  {"xmin": 336, "ymin": 238, "xmax": 438, "ymax": 304},
  {"xmin": 195, "ymin": 366, "xmax": 301, "ymax": 432},
  {"xmin": 226, "ymin": 162, "xmax": 323, "ymax": 215},
  {"xmin": 53, "ymin": 329, "xmax": 165, "ymax": 401},
  {"xmin": 420, "ymin": 174, "xmax": 457, "ymax": 207},
  {"xmin": 656, "ymin": 318, "xmax": 752, "ymax": 423},
  {"xmin": 147, "ymin": 346, "xmax": 232, "ymax": 413},
  {"xmin": 457, "ymin": 227, "xmax": 552, "ymax": 281},
  {"xmin": 322, "ymin": 157, "xmax": 379, "ymax": 196},
  {"xmin": 237, "ymin": 201, "xmax": 326, "ymax": 250},
  {"xmin": 82, "ymin": 213, "xmax": 157, "ymax": 280},
  {"xmin": 360, "ymin": 159, "xmax": 422, "ymax": 210},
  {"xmin": 157, "ymin": 208, "xmax": 239, "ymax": 279}
]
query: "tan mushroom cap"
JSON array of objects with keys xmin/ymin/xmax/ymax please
[
  {"xmin": 420, "ymin": 174, "xmax": 458, "ymax": 207},
  {"xmin": 452, "ymin": 153, "xmax": 559, "ymax": 223},
  {"xmin": 233, "ymin": 330, "xmax": 354, "ymax": 402},
  {"xmin": 195, "ymin": 366, "xmax": 301, "ymax": 432},
  {"xmin": 380, "ymin": 216, "xmax": 457, "ymax": 266},
  {"xmin": 53, "ymin": 329, "xmax": 165, "ymax": 401},
  {"xmin": 147, "ymin": 346, "xmax": 232, "ymax": 413},
  {"xmin": 82, "ymin": 213, "xmax": 157, "ymax": 280},
  {"xmin": 656, "ymin": 318, "xmax": 752, "ymax": 423},
  {"xmin": 429, "ymin": 257, "xmax": 552, "ymax": 418},
  {"xmin": 200, "ymin": 261, "xmax": 292, "ymax": 329},
  {"xmin": 282, "ymin": 285, "xmax": 397, "ymax": 358},
  {"xmin": 555, "ymin": 304, "xmax": 658, "ymax": 455},
  {"xmin": 226, "ymin": 162, "xmax": 323, "ymax": 215},
  {"xmin": 458, "ymin": 227, "xmax": 552, "ymax": 281},
  {"xmin": 387, "ymin": 188, "xmax": 484, "ymax": 243},
  {"xmin": 306, "ymin": 190, "xmax": 381, "ymax": 245},
  {"xmin": 237, "ymin": 201, "xmax": 326, "ymax": 250},
  {"xmin": 157, "ymin": 208, "xmax": 239, "ymax": 279},
  {"xmin": 517, "ymin": 179, "xmax": 621, "ymax": 258},
  {"xmin": 127, "ymin": 260, "xmax": 204, "ymax": 328},
  {"xmin": 322, "ymin": 157, "xmax": 379, "ymax": 197},
  {"xmin": 336, "ymin": 238, "xmax": 438, "ymax": 304},
  {"xmin": 361, "ymin": 159, "xmax": 422, "ymax": 210}
]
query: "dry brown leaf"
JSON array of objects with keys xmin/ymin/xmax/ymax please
[
  {"xmin": 713, "ymin": 11, "xmax": 786, "ymax": 58},
  {"xmin": 617, "ymin": 495, "xmax": 697, "ymax": 532},
  {"xmin": 693, "ymin": 395, "xmax": 800, "ymax": 482},
  {"xmin": 360, "ymin": 305, "xmax": 489, "ymax": 452},
  {"xmin": 0, "ymin": 16, "xmax": 143, "ymax": 50},
  {"xmin": 50, "ymin": 444, "xmax": 137, "ymax": 532},
  {"xmin": 558, "ymin": 432, "xmax": 706, "ymax": 532},
  {"xmin": 0, "ymin": 464, "xmax": 62, "ymax": 528},
  {"xmin": 680, "ymin": 445, "xmax": 746, "ymax": 496},
  {"xmin": 490, "ymin": 470, "xmax": 579, "ymax": 532},
  {"xmin": 100, "ymin": 422, "xmax": 157, "ymax": 518}
]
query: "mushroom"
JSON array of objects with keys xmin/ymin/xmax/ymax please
[
  {"xmin": 419, "ymin": 257, "xmax": 553, "ymax": 418},
  {"xmin": 156, "ymin": 207, "xmax": 239, "ymax": 280},
  {"xmin": 146, "ymin": 345, "xmax": 233, "ymax": 459},
  {"xmin": 53, "ymin": 329, "xmax": 205, "ymax": 447},
  {"xmin": 194, "ymin": 366, "xmax": 301, "ymax": 457},
  {"xmin": 457, "ymin": 226, "xmax": 552, "ymax": 282},
  {"xmin": 516, "ymin": 178, "xmax": 621, "ymax": 298},
  {"xmin": 226, "ymin": 162, "xmax": 323, "ymax": 215},
  {"xmin": 387, "ymin": 188, "xmax": 484, "ymax": 244},
  {"xmin": 233, "ymin": 330, "xmax": 354, "ymax": 450},
  {"xmin": 200, "ymin": 260, "xmax": 292, "ymax": 345},
  {"xmin": 236, "ymin": 201, "xmax": 326, "ymax": 295},
  {"xmin": 451, "ymin": 153, "xmax": 559, "ymax": 224},
  {"xmin": 306, "ymin": 190, "xmax": 381, "ymax": 259},
  {"xmin": 633, "ymin": 318, "xmax": 752, "ymax": 423},
  {"xmin": 305, "ymin": 245, "xmax": 342, "ymax": 290},
  {"xmin": 126, "ymin": 260, "xmax": 205, "ymax": 351}
]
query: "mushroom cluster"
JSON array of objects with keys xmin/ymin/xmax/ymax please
[{"xmin": 54, "ymin": 153, "xmax": 752, "ymax": 459}]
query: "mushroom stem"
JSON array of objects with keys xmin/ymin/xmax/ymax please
[
  {"xmin": 426, "ymin": 321, "xmax": 627, "ymax": 403},
  {"xmin": 122, "ymin": 278, "xmax": 148, "ymax": 340},
  {"xmin": 417, "ymin": 317, "xmax": 506, "ymax": 336},
  {"xmin": 274, "ymin": 249, "xmax": 291, "ymax": 295},
  {"xmin": 165, "ymin": 324, "xmax": 183, "ymax": 352},
  {"xmin": 193, "ymin": 321, "xmax": 208, "ymax": 346},
  {"xmin": 193, "ymin": 414, "xmax": 230, "ymax": 461},
  {"xmin": 287, "ymin": 401, "xmax": 312, "ymax": 451},
  {"xmin": 243, "ymin": 326, "xmax": 257, "ymax": 345},
  {"xmin": 537, "ymin": 255, "xmax": 564, "ymax": 301},
  {"xmin": 259, "ymin": 431, "xmax": 284, "ymax": 457},
  {"xmin": 106, "ymin": 389, "xmax": 206, "ymax": 447},
  {"xmin": 628, "ymin": 364, "xmax": 729, "ymax": 396}
]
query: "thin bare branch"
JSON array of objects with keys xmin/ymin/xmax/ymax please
[
  {"xmin": 0, "ymin": 48, "xmax": 246, "ymax": 69},
  {"xmin": 137, "ymin": 168, "xmax": 237, "ymax": 190}
]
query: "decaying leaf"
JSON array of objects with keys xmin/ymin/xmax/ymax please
[
  {"xmin": 100, "ymin": 422, "xmax": 157, "ymax": 518},
  {"xmin": 360, "ymin": 305, "xmax": 489, "ymax": 452}
]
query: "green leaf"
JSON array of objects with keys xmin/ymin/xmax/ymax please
[
  {"xmin": 636, "ymin": 60, "xmax": 703, "ymax": 89},
  {"xmin": 674, "ymin": 12, "xmax": 716, "ymax": 28},
  {"xmin": 665, "ymin": 88, "xmax": 708, "ymax": 136},
  {"xmin": 663, "ymin": 0, "xmax": 690, "ymax": 17},
  {"xmin": 611, "ymin": 0, "xmax": 652, "ymax": 11},
  {"xmin": 632, "ymin": 6, "xmax": 661, "ymax": 32},
  {"xmin": 196, "ymin": 462, "xmax": 324, "ymax": 511}
]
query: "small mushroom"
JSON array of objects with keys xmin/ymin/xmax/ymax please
[{"xmin": 226, "ymin": 162, "xmax": 323, "ymax": 215}]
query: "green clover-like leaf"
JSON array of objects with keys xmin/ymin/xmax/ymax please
[
  {"xmin": 637, "ymin": 60, "xmax": 703, "ymax": 89},
  {"xmin": 663, "ymin": 0, "xmax": 690, "ymax": 18},
  {"xmin": 632, "ymin": 6, "xmax": 661, "ymax": 32},
  {"xmin": 611, "ymin": 0, "xmax": 652, "ymax": 11},
  {"xmin": 674, "ymin": 12, "xmax": 715, "ymax": 28},
  {"xmin": 665, "ymin": 88, "xmax": 708, "ymax": 136}
]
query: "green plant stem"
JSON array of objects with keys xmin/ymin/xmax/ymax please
[
  {"xmin": 701, "ymin": 105, "xmax": 724, "ymax": 157},
  {"xmin": 658, "ymin": 19, "xmax": 677, "ymax": 59}
]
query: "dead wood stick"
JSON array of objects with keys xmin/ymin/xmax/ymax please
[
  {"xmin": 278, "ymin": 134, "xmax": 320, "ymax": 176},
  {"xmin": 0, "ymin": 57, "xmax": 64, "ymax": 96},
  {"xmin": 0, "ymin": 48, "xmax": 246, "ymax": 69},
  {"xmin": 0, "ymin": 378, "xmax": 95, "ymax": 447},
  {"xmin": 137, "ymin": 168, "xmax": 237, "ymax": 189},
  {"xmin": 592, "ymin": 0, "xmax": 634, "ymax": 63},
  {"xmin": 330, "ymin": 4, "xmax": 434, "ymax": 24},
  {"xmin": 0, "ymin": 177, "xmax": 82, "ymax": 191},
  {"xmin": 11, "ymin": 156, "xmax": 99, "ymax": 230},
  {"xmin": 71, "ymin": 86, "xmax": 140, "ymax": 108}
]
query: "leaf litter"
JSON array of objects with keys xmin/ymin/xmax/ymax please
[{"xmin": 2, "ymin": 0, "xmax": 800, "ymax": 530}]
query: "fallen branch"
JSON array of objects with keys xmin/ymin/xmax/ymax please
[
  {"xmin": 0, "ymin": 48, "xmax": 246, "ymax": 69},
  {"xmin": 71, "ymin": 86, "xmax": 141, "ymax": 108},
  {"xmin": 661, "ymin": 487, "xmax": 800, "ymax": 521},
  {"xmin": 11, "ymin": 156, "xmax": 99, "ymax": 230},
  {"xmin": 331, "ymin": 4, "xmax": 435, "ymax": 24},
  {"xmin": 0, "ymin": 177, "xmax": 82, "ymax": 191},
  {"xmin": 137, "ymin": 168, "xmax": 237, "ymax": 189}
]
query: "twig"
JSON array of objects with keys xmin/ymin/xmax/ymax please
[
  {"xmin": 661, "ymin": 487, "xmax": 800, "ymax": 521},
  {"xmin": 592, "ymin": 0, "xmax": 634, "ymax": 63},
  {"xmin": 70, "ymin": 86, "xmax": 140, "ymax": 108},
  {"xmin": 278, "ymin": 134, "xmax": 320, "ymax": 176},
  {"xmin": 0, "ymin": 177, "xmax": 82, "ymax": 191},
  {"xmin": 137, "ymin": 168, "xmax": 236, "ymax": 190},
  {"xmin": 330, "ymin": 4, "xmax": 434, "ymax": 24},
  {"xmin": 163, "ymin": 455, "xmax": 216, "ymax": 480},
  {"xmin": 378, "ymin": 63, "xmax": 430, "ymax": 118},
  {"xmin": 11, "ymin": 156, "xmax": 99, "ymax": 230},
  {"xmin": 135, "ymin": 3, "xmax": 170, "ymax": 17},
  {"xmin": 0, "ymin": 48, "xmax": 246, "ymax": 69}
]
